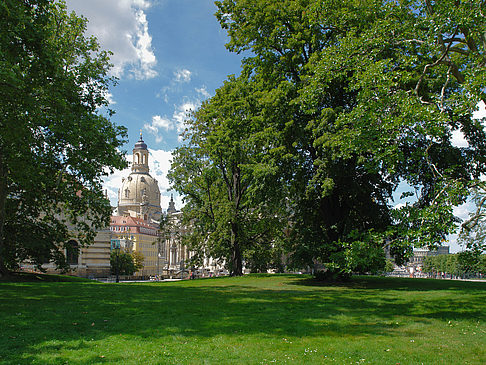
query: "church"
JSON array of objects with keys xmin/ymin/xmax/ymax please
[
  {"xmin": 109, "ymin": 132, "xmax": 189, "ymax": 278},
  {"xmin": 110, "ymin": 132, "xmax": 224, "ymax": 278}
]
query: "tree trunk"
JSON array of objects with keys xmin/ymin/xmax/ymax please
[{"xmin": 230, "ymin": 222, "xmax": 243, "ymax": 276}]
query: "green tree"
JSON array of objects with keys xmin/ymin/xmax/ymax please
[
  {"xmin": 169, "ymin": 76, "xmax": 285, "ymax": 276},
  {"xmin": 456, "ymin": 250, "xmax": 480, "ymax": 276},
  {"xmin": 445, "ymin": 254, "xmax": 458, "ymax": 276},
  {"xmin": 110, "ymin": 250, "xmax": 136, "ymax": 276},
  {"xmin": 131, "ymin": 251, "xmax": 145, "ymax": 272},
  {"xmin": 215, "ymin": 0, "xmax": 486, "ymax": 272},
  {"xmin": 479, "ymin": 254, "xmax": 486, "ymax": 275},
  {"xmin": 423, "ymin": 256, "xmax": 435, "ymax": 274},
  {"xmin": 0, "ymin": 0, "xmax": 127, "ymax": 276},
  {"xmin": 459, "ymin": 182, "xmax": 486, "ymax": 253}
]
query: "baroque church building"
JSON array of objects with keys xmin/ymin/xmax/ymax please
[
  {"xmin": 110, "ymin": 132, "xmax": 219, "ymax": 278},
  {"xmin": 116, "ymin": 133, "xmax": 162, "ymax": 223}
]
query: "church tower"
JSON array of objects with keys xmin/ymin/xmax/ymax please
[{"xmin": 167, "ymin": 194, "xmax": 177, "ymax": 214}]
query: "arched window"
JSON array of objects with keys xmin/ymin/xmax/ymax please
[
  {"xmin": 125, "ymin": 188, "xmax": 130, "ymax": 198},
  {"xmin": 142, "ymin": 154, "xmax": 147, "ymax": 164},
  {"xmin": 66, "ymin": 240, "xmax": 79, "ymax": 265}
]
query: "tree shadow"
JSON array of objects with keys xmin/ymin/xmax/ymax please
[
  {"xmin": 0, "ymin": 276, "xmax": 485, "ymax": 363},
  {"xmin": 291, "ymin": 275, "xmax": 486, "ymax": 292}
]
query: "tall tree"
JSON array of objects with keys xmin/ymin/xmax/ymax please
[
  {"xmin": 215, "ymin": 0, "xmax": 486, "ymax": 272},
  {"xmin": 0, "ymin": 0, "xmax": 127, "ymax": 276},
  {"xmin": 169, "ymin": 76, "xmax": 285, "ymax": 276}
]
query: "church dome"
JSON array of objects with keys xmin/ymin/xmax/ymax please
[
  {"xmin": 119, "ymin": 173, "xmax": 161, "ymax": 210},
  {"xmin": 116, "ymin": 132, "xmax": 162, "ymax": 222}
]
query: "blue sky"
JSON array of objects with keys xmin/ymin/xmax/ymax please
[
  {"xmin": 65, "ymin": 0, "xmax": 245, "ymax": 211},
  {"xmin": 65, "ymin": 0, "xmax": 485, "ymax": 253}
]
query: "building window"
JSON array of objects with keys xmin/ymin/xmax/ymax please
[
  {"xmin": 66, "ymin": 240, "xmax": 79, "ymax": 265},
  {"xmin": 125, "ymin": 189, "xmax": 130, "ymax": 198}
]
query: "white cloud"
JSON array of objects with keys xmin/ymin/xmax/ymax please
[
  {"xmin": 451, "ymin": 129, "xmax": 469, "ymax": 148},
  {"xmin": 196, "ymin": 86, "xmax": 211, "ymax": 99},
  {"xmin": 144, "ymin": 100, "xmax": 199, "ymax": 142},
  {"xmin": 174, "ymin": 69, "xmax": 192, "ymax": 83},
  {"xmin": 157, "ymin": 69, "xmax": 197, "ymax": 102},
  {"xmin": 65, "ymin": 0, "xmax": 157, "ymax": 80},
  {"xmin": 173, "ymin": 101, "xmax": 197, "ymax": 133},
  {"xmin": 103, "ymin": 155, "xmax": 131, "ymax": 206},
  {"xmin": 473, "ymin": 100, "xmax": 486, "ymax": 120},
  {"xmin": 144, "ymin": 115, "xmax": 172, "ymax": 142},
  {"xmin": 104, "ymin": 92, "xmax": 116, "ymax": 105},
  {"xmin": 450, "ymin": 101, "xmax": 486, "ymax": 148}
]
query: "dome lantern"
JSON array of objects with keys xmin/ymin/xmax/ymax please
[{"xmin": 132, "ymin": 130, "xmax": 149, "ymax": 174}]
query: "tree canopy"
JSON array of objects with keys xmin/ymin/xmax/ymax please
[
  {"xmin": 110, "ymin": 250, "xmax": 138, "ymax": 277},
  {"xmin": 209, "ymin": 0, "xmax": 486, "ymax": 272},
  {"xmin": 0, "ymin": 0, "xmax": 127, "ymax": 276},
  {"xmin": 169, "ymin": 76, "xmax": 286, "ymax": 275}
]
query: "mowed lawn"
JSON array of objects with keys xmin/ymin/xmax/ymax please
[{"xmin": 0, "ymin": 274, "xmax": 485, "ymax": 364}]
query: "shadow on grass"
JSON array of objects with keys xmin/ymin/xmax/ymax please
[
  {"xmin": 0, "ymin": 275, "xmax": 485, "ymax": 363},
  {"xmin": 291, "ymin": 275, "xmax": 486, "ymax": 292}
]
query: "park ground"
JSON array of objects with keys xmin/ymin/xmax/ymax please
[{"xmin": 0, "ymin": 274, "xmax": 485, "ymax": 364}]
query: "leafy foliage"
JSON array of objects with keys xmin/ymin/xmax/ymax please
[
  {"xmin": 459, "ymin": 182, "xmax": 486, "ymax": 253},
  {"xmin": 212, "ymin": 0, "xmax": 486, "ymax": 273},
  {"xmin": 0, "ymin": 0, "xmax": 127, "ymax": 275},
  {"xmin": 110, "ymin": 250, "xmax": 137, "ymax": 276},
  {"xmin": 169, "ymin": 76, "xmax": 286, "ymax": 276},
  {"xmin": 423, "ymin": 253, "xmax": 485, "ymax": 277},
  {"xmin": 131, "ymin": 250, "xmax": 145, "ymax": 272}
]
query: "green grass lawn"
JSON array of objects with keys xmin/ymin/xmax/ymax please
[{"xmin": 0, "ymin": 274, "xmax": 484, "ymax": 364}]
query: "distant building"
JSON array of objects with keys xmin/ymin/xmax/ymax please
[
  {"xmin": 116, "ymin": 132, "xmax": 162, "ymax": 223},
  {"xmin": 110, "ymin": 215, "xmax": 159, "ymax": 277},
  {"xmin": 110, "ymin": 133, "xmax": 164, "ymax": 277},
  {"xmin": 110, "ymin": 132, "xmax": 224, "ymax": 278},
  {"xmin": 24, "ymin": 213, "xmax": 112, "ymax": 278},
  {"xmin": 410, "ymin": 246, "xmax": 450, "ymax": 267}
]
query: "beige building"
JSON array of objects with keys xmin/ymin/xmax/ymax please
[
  {"xmin": 110, "ymin": 215, "xmax": 159, "ymax": 277},
  {"xmin": 64, "ymin": 229, "xmax": 112, "ymax": 278},
  {"xmin": 27, "ymin": 224, "xmax": 112, "ymax": 279},
  {"xmin": 158, "ymin": 197, "xmax": 226, "ymax": 277}
]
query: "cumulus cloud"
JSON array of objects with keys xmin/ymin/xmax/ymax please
[
  {"xmin": 144, "ymin": 115, "xmax": 172, "ymax": 143},
  {"xmin": 451, "ymin": 129, "xmax": 469, "ymax": 148},
  {"xmin": 144, "ymin": 100, "xmax": 198, "ymax": 143},
  {"xmin": 474, "ymin": 100, "xmax": 486, "ymax": 120},
  {"xmin": 65, "ymin": 0, "xmax": 157, "ymax": 80},
  {"xmin": 103, "ymin": 155, "xmax": 131, "ymax": 206},
  {"xmin": 173, "ymin": 101, "xmax": 197, "ymax": 133},
  {"xmin": 104, "ymin": 92, "xmax": 116, "ymax": 105}
]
